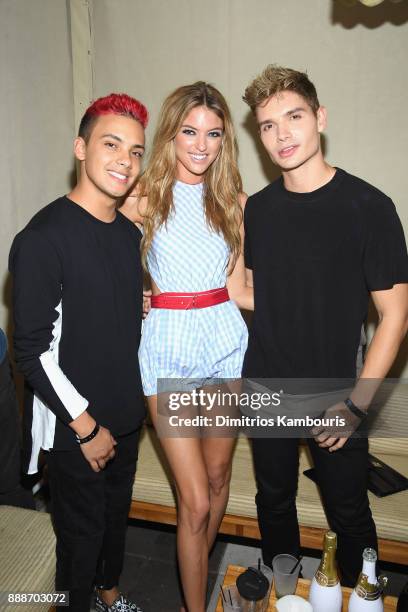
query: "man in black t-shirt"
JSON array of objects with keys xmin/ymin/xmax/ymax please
[
  {"xmin": 9, "ymin": 95, "xmax": 148, "ymax": 612},
  {"xmin": 242, "ymin": 65, "xmax": 408, "ymax": 584}
]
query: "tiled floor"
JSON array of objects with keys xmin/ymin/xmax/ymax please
[{"xmin": 116, "ymin": 521, "xmax": 226, "ymax": 612}]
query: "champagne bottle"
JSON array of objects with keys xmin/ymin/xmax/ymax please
[
  {"xmin": 309, "ymin": 530, "xmax": 342, "ymax": 612},
  {"xmin": 348, "ymin": 548, "xmax": 388, "ymax": 611}
]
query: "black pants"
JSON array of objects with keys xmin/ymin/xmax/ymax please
[
  {"xmin": 0, "ymin": 354, "xmax": 34, "ymax": 509},
  {"xmin": 251, "ymin": 436, "xmax": 377, "ymax": 586},
  {"xmin": 46, "ymin": 429, "xmax": 140, "ymax": 612}
]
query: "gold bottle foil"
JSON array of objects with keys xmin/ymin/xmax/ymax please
[
  {"xmin": 355, "ymin": 574, "xmax": 388, "ymax": 601},
  {"xmin": 315, "ymin": 531, "xmax": 340, "ymax": 588}
]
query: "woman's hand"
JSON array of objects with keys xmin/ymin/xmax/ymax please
[{"xmin": 119, "ymin": 190, "xmax": 146, "ymax": 224}]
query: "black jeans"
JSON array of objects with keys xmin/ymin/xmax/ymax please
[
  {"xmin": 0, "ymin": 353, "xmax": 34, "ymax": 509},
  {"xmin": 251, "ymin": 436, "xmax": 377, "ymax": 586},
  {"xmin": 46, "ymin": 429, "xmax": 140, "ymax": 612}
]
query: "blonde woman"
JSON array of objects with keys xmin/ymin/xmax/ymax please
[{"xmin": 121, "ymin": 82, "xmax": 253, "ymax": 611}]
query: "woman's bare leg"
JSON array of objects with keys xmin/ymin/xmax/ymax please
[
  {"xmin": 202, "ymin": 436, "xmax": 236, "ymax": 551},
  {"xmin": 201, "ymin": 380, "xmax": 240, "ymax": 550},
  {"xmin": 148, "ymin": 395, "xmax": 209, "ymax": 612}
]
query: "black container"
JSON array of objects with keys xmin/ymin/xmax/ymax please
[{"xmin": 236, "ymin": 567, "xmax": 270, "ymax": 611}]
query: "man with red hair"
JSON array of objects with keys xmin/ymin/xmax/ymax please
[{"xmin": 10, "ymin": 93, "xmax": 148, "ymax": 612}]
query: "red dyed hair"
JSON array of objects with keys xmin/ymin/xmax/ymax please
[{"xmin": 79, "ymin": 93, "xmax": 148, "ymax": 141}]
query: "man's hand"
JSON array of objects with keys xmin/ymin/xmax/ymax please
[
  {"xmin": 80, "ymin": 426, "xmax": 117, "ymax": 472},
  {"xmin": 143, "ymin": 289, "xmax": 152, "ymax": 319},
  {"xmin": 311, "ymin": 401, "xmax": 363, "ymax": 452}
]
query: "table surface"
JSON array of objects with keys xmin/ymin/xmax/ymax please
[{"xmin": 215, "ymin": 565, "xmax": 398, "ymax": 611}]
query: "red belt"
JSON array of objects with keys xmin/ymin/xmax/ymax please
[{"xmin": 151, "ymin": 287, "xmax": 229, "ymax": 310}]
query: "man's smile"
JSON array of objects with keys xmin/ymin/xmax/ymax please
[{"xmin": 107, "ymin": 170, "xmax": 130, "ymax": 183}]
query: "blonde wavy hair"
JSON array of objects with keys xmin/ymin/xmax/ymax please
[{"xmin": 139, "ymin": 81, "xmax": 243, "ymax": 271}]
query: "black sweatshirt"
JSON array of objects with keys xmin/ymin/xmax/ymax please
[{"xmin": 9, "ymin": 196, "xmax": 145, "ymax": 473}]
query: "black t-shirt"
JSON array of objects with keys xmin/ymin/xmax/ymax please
[
  {"xmin": 243, "ymin": 168, "xmax": 408, "ymax": 379},
  {"xmin": 9, "ymin": 197, "xmax": 145, "ymax": 471}
]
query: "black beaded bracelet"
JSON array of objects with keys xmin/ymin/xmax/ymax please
[
  {"xmin": 344, "ymin": 398, "xmax": 367, "ymax": 420},
  {"xmin": 76, "ymin": 423, "xmax": 100, "ymax": 445}
]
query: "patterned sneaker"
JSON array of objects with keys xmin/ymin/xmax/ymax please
[{"xmin": 95, "ymin": 593, "xmax": 143, "ymax": 612}]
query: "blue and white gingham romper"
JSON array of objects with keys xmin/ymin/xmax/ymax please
[{"xmin": 139, "ymin": 180, "xmax": 248, "ymax": 396}]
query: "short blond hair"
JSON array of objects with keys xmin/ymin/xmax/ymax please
[{"xmin": 243, "ymin": 65, "xmax": 320, "ymax": 115}]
